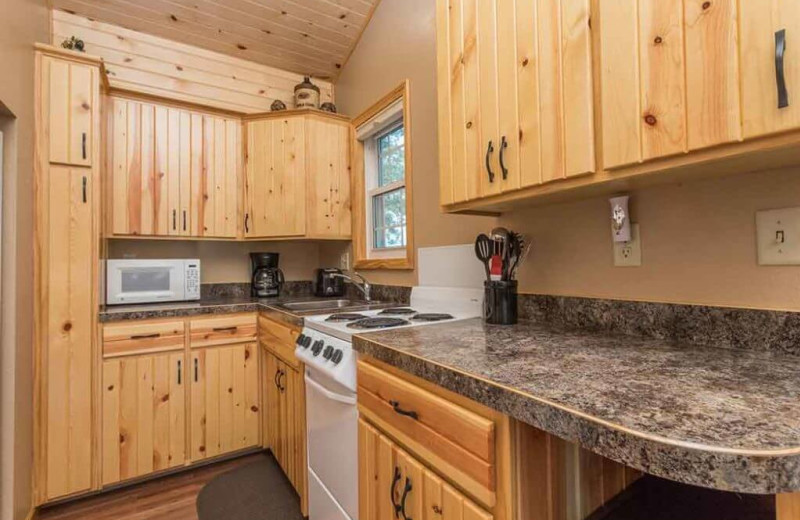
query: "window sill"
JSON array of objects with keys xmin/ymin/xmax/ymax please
[{"xmin": 354, "ymin": 257, "xmax": 415, "ymax": 270}]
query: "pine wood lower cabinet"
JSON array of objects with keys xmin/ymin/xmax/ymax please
[
  {"xmin": 101, "ymin": 351, "xmax": 187, "ymax": 485},
  {"xmin": 359, "ymin": 418, "xmax": 493, "ymax": 520},
  {"xmin": 263, "ymin": 350, "xmax": 306, "ymax": 500},
  {"xmin": 190, "ymin": 342, "xmax": 261, "ymax": 461}
]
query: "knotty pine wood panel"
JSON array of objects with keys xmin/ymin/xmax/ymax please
[
  {"xmin": 52, "ymin": 10, "xmax": 335, "ymax": 113},
  {"xmin": 306, "ymin": 117, "xmax": 352, "ymax": 238},
  {"xmin": 50, "ymin": 0, "xmax": 377, "ymax": 82}
]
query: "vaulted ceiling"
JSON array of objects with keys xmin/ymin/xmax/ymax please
[{"xmin": 49, "ymin": 0, "xmax": 381, "ymax": 80}]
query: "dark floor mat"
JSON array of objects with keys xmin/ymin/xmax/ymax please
[{"xmin": 196, "ymin": 453, "xmax": 303, "ymax": 520}]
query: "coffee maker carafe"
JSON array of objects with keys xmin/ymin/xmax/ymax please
[{"xmin": 250, "ymin": 253, "xmax": 284, "ymax": 297}]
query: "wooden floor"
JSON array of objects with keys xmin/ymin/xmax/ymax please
[{"xmin": 38, "ymin": 453, "xmax": 267, "ymax": 520}]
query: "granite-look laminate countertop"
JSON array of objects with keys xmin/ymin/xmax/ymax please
[
  {"xmin": 99, "ymin": 296, "xmax": 393, "ymax": 326},
  {"xmin": 353, "ymin": 318, "xmax": 800, "ymax": 494}
]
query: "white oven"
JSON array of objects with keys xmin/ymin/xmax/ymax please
[{"xmin": 106, "ymin": 259, "xmax": 200, "ymax": 305}]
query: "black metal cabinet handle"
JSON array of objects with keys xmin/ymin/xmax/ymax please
[
  {"xmin": 278, "ymin": 370, "xmax": 286, "ymax": 393},
  {"xmin": 212, "ymin": 326, "xmax": 238, "ymax": 332},
  {"xmin": 172, "ymin": 209, "xmax": 177, "ymax": 230},
  {"xmin": 389, "ymin": 400, "xmax": 419, "ymax": 420},
  {"xmin": 776, "ymin": 29, "xmax": 789, "ymax": 109},
  {"xmin": 485, "ymin": 140, "xmax": 495, "ymax": 183},
  {"xmin": 81, "ymin": 132, "xmax": 87, "ymax": 160},
  {"xmin": 391, "ymin": 467, "xmax": 402, "ymax": 518},
  {"xmin": 177, "ymin": 359, "xmax": 182, "ymax": 385},
  {"xmin": 182, "ymin": 210, "xmax": 187, "ymax": 231},
  {"xmin": 244, "ymin": 213, "xmax": 250, "ymax": 233},
  {"xmin": 130, "ymin": 333, "xmax": 160, "ymax": 340},
  {"xmin": 194, "ymin": 357, "xmax": 199, "ymax": 382},
  {"xmin": 82, "ymin": 176, "xmax": 87, "ymax": 203},
  {"xmin": 274, "ymin": 368, "xmax": 281, "ymax": 389},
  {"xmin": 399, "ymin": 477, "xmax": 413, "ymax": 520},
  {"xmin": 499, "ymin": 136, "xmax": 509, "ymax": 180}
]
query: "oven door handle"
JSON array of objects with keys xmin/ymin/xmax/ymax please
[{"xmin": 305, "ymin": 373, "xmax": 357, "ymax": 405}]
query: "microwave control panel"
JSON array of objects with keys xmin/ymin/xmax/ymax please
[{"xmin": 185, "ymin": 261, "xmax": 201, "ymax": 300}]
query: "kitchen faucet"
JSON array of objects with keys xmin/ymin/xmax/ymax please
[{"xmin": 331, "ymin": 271, "xmax": 371, "ymax": 302}]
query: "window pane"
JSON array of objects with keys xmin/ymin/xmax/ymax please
[
  {"xmin": 372, "ymin": 187, "xmax": 406, "ymax": 249},
  {"xmin": 378, "ymin": 126, "xmax": 405, "ymax": 187}
]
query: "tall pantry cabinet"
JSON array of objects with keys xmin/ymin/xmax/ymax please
[{"xmin": 34, "ymin": 44, "xmax": 102, "ymax": 503}]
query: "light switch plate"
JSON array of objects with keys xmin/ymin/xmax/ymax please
[
  {"xmin": 614, "ymin": 223, "xmax": 642, "ymax": 267},
  {"xmin": 756, "ymin": 207, "xmax": 800, "ymax": 265}
]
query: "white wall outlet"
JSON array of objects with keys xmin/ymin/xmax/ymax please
[
  {"xmin": 756, "ymin": 207, "xmax": 800, "ymax": 265},
  {"xmin": 614, "ymin": 223, "xmax": 642, "ymax": 267},
  {"xmin": 340, "ymin": 251, "xmax": 350, "ymax": 270}
]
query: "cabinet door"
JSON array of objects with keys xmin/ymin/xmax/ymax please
[
  {"xmin": 101, "ymin": 352, "xmax": 186, "ymax": 486},
  {"xmin": 599, "ymin": 0, "xmax": 741, "ymax": 168},
  {"xmin": 45, "ymin": 57, "xmax": 94, "ymax": 166},
  {"xmin": 740, "ymin": 0, "xmax": 800, "ymax": 139},
  {"xmin": 41, "ymin": 166, "xmax": 94, "ymax": 500},
  {"xmin": 194, "ymin": 116, "xmax": 240, "ymax": 238},
  {"xmin": 358, "ymin": 418, "xmax": 399, "ymax": 520},
  {"xmin": 190, "ymin": 343, "xmax": 260, "ymax": 461},
  {"xmin": 155, "ymin": 106, "xmax": 193, "ymax": 236},
  {"xmin": 422, "ymin": 469, "xmax": 493, "ymax": 520},
  {"xmin": 245, "ymin": 117, "xmax": 306, "ymax": 238},
  {"xmin": 306, "ymin": 117, "xmax": 351, "ymax": 238},
  {"xmin": 263, "ymin": 350, "xmax": 281, "ymax": 453}
]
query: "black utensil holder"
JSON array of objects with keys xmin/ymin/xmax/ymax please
[{"xmin": 484, "ymin": 280, "xmax": 518, "ymax": 325}]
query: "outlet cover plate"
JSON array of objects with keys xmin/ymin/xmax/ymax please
[
  {"xmin": 614, "ymin": 223, "xmax": 642, "ymax": 267},
  {"xmin": 756, "ymin": 207, "xmax": 800, "ymax": 265}
]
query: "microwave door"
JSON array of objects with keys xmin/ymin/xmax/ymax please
[{"xmin": 117, "ymin": 266, "xmax": 182, "ymax": 302}]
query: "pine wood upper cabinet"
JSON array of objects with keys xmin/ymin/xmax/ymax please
[
  {"xmin": 358, "ymin": 418, "xmax": 493, "ymax": 520},
  {"xmin": 109, "ymin": 97, "xmax": 240, "ymax": 238},
  {"xmin": 101, "ymin": 352, "xmax": 186, "ymax": 485},
  {"xmin": 599, "ymin": 0, "xmax": 742, "ymax": 169},
  {"xmin": 438, "ymin": 0, "xmax": 595, "ymax": 206},
  {"xmin": 740, "ymin": 0, "xmax": 800, "ymax": 139},
  {"xmin": 35, "ymin": 46, "xmax": 101, "ymax": 503},
  {"xmin": 190, "ymin": 342, "xmax": 261, "ymax": 461},
  {"xmin": 43, "ymin": 56, "xmax": 95, "ymax": 167},
  {"xmin": 244, "ymin": 116, "xmax": 306, "ymax": 237},
  {"xmin": 263, "ymin": 349, "xmax": 307, "ymax": 502},
  {"xmin": 244, "ymin": 111, "xmax": 351, "ymax": 239}
]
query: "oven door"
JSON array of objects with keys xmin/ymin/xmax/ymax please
[
  {"xmin": 106, "ymin": 260, "xmax": 185, "ymax": 304},
  {"xmin": 305, "ymin": 370, "xmax": 358, "ymax": 520}
]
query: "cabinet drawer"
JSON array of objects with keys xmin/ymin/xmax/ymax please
[
  {"xmin": 357, "ymin": 361, "xmax": 496, "ymax": 495},
  {"xmin": 102, "ymin": 320, "xmax": 185, "ymax": 358},
  {"xmin": 189, "ymin": 314, "xmax": 257, "ymax": 348},
  {"xmin": 258, "ymin": 314, "xmax": 300, "ymax": 368}
]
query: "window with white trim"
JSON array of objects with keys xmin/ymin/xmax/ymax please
[{"xmin": 357, "ymin": 97, "xmax": 408, "ymax": 260}]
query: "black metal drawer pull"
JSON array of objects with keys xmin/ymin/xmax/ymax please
[
  {"xmin": 499, "ymin": 136, "xmax": 509, "ymax": 180},
  {"xmin": 485, "ymin": 140, "xmax": 495, "ymax": 183},
  {"xmin": 776, "ymin": 29, "xmax": 789, "ymax": 109},
  {"xmin": 212, "ymin": 326, "xmax": 238, "ymax": 332},
  {"xmin": 391, "ymin": 467, "xmax": 402, "ymax": 518},
  {"xmin": 194, "ymin": 358, "xmax": 199, "ymax": 382},
  {"xmin": 399, "ymin": 477, "xmax": 413, "ymax": 520},
  {"xmin": 389, "ymin": 400, "xmax": 419, "ymax": 420},
  {"xmin": 177, "ymin": 359, "xmax": 182, "ymax": 385},
  {"xmin": 130, "ymin": 333, "xmax": 160, "ymax": 340}
]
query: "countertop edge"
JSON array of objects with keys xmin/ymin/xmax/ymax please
[{"xmin": 353, "ymin": 334, "xmax": 800, "ymax": 495}]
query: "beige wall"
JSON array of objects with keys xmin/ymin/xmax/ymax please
[
  {"xmin": 334, "ymin": 0, "xmax": 800, "ymax": 312},
  {"xmin": 108, "ymin": 240, "xmax": 323, "ymax": 283},
  {"xmin": 0, "ymin": 1, "xmax": 49, "ymax": 519},
  {"xmin": 325, "ymin": 0, "xmax": 496, "ymax": 286}
]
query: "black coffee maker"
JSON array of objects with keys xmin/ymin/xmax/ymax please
[{"xmin": 250, "ymin": 253, "xmax": 284, "ymax": 297}]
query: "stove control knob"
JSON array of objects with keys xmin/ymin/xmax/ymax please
[
  {"xmin": 312, "ymin": 340, "xmax": 324, "ymax": 356},
  {"xmin": 323, "ymin": 345, "xmax": 334, "ymax": 360},
  {"xmin": 302, "ymin": 336, "xmax": 313, "ymax": 348},
  {"xmin": 332, "ymin": 349, "xmax": 344, "ymax": 364},
  {"xmin": 295, "ymin": 333, "xmax": 307, "ymax": 346}
]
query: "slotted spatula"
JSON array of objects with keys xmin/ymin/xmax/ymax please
[{"xmin": 474, "ymin": 233, "xmax": 492, "ymax": 283}]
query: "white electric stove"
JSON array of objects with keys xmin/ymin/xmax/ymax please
[{"xmin": 296, "ymin": 285, "xmax": 483, "ymax": 520}]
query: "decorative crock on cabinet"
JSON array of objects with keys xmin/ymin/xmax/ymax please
[{"xmin": 294, "ymin": 76, "xmax": 320, "ymax": 109}]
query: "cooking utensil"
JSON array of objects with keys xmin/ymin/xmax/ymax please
[
  {"xmin": 474, "ymin": 234, "xmax": 493, "ymax": 282},
  {"xmin": 511, "ymin": 240, "xmax": 532, "ymax": 280},
  {"xmin": 490, "ymin": 227, "xmax": 511, "ymax": 280}
]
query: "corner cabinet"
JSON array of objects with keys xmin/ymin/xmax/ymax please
[
  {"xmin": 34, "ymin": 45, "xmax": 102, "ymax": 503},
  {"xmin": 108, "ymin": 96, "xmax": 241, "ymax": 239},
  {"xmin": 437, "ymin": 0, "xmax": 595, "ymax": 206},
  {"xmin": 244, "ymin": 110, "xmax": 351, "ymax": 240}
]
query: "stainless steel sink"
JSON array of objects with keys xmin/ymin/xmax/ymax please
[{"xmin": 279, "ymin": 299, "xmax": 357, "ymax": 311}]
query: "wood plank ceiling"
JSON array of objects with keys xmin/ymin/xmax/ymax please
[{"xmin": 49, "ymin": 0, "xmax": 382, "ymax": 80}]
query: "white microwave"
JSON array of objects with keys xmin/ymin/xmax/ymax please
[{"xmin": 106, "ymin": 259, "xmax": 200, "ymax": 305}]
